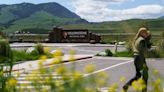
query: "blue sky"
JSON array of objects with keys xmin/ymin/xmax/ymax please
[{"xmin": 0, "ymin": 0, "xmax": 164, "ymax": 22}]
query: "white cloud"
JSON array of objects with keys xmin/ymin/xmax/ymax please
[
  {"xmin": 94, "ymin": 0, "xmax": 133, "ymax": 3},
  {"xmin": 72, "ymin": 0, "xmax": 164, "ymax": 22}
]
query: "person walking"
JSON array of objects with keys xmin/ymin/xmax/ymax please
[{"xmin": 123, "ymin": 27, "xmax": 151, "ymax": 92}]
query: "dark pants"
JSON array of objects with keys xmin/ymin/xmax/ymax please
[{"xmin": 123, "ymin": 55, "xmax": 148, "ymax": 92}]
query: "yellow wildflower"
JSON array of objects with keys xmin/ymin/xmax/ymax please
[
  {"xmin": 44, "ymin": 47, "xmax": 50, "ymax": 53},
  {"xmin": 15, "ymin": 72, "xmax": 20, "ymax": 77},
  {"xmin": 53, "ymin": 49, "xmax": 62, "ymax": 57},
  {"xmin": 0, "ymin": 71, "xmax": 3, "ymax": 76},
  {"xmin": 51, "ymin": 57, "xmax": 62, "ymax": 64},
  {"xmin": 121, "ymin": 89, "xmax": 126, "ymax": 92},
  {"xmin": 58, "ymin": 86, "xmax": 65, "ymax": 92},
  {"xmin": 38, "ymin": 55, "xmax": 47, "ymax": 66},
  {"xmin": 45, "ymin": 77, "xmax": 50, "ymax": 84},
  {"xmin": 85, "ymin": 87, "xmax": 93, "ymax": 92},
  {"xmin": 38, "ymin": 60, "xmax": 44, "ymax": 66},
  {"xmin": 155, "ymin": 78, "xmax": 161, "ymax": 86},
  {"xmin": 56, "ymin": 65, "xmax": 67, "ymax": 74},
  {"xmin": 50, "ymin": 66, "xmax": 55, "ymax": 72},
  {"xmin": 120, "ymin": 76, "xmax": 126, "ymax": 82},
  {"xmin": 84, "ymin": 64, "xmax": 95, "ymax": 73},
  {"xmin": 108, "ymin": 83, "xmax": 118, "ymax": 92},
  {"xmin": 55, "ymin": 80, "xmax": 63, "ymax": 87},
  {"xmin": 69, "ymin": 49, "xmax": 75, "ymax": 55},
  {"xmin": 138, "ymin": 78, "xmax": 145, "ymax": 84},
  {"xmin": 96, "ymin": 79, "xmax": 106, "ymax": 87},
  {"xmin": 42, "ymin": 88, "xmax": 49, "ymax": 92},
  {"xmin": 69, "ymin": 55, "xmax": 75, "ymax": 62},
  {"xmin": 40, "ymin": 68, "xmax": 46, "ymax": 74},
  {"xmin": 73, "ymin": 71, "xmax": 82, "ymax": 80},
  {"xmin": 132, "ymin": 80, "xmax": 138, "ymax": 90},
  {"xmin": 7, "ymin": 78, "xmax": 17, "ymax": 86},
  {"xmin": 153, "ymin": 69, "xmax": 159, "ymax": 75},
  {"xmin": 40, "ymin": 55, "xmax": 47, "ymax": 61},
  {"xmin": 97, "ymin": 72, "xmax": 108, "ymax": 79},
  {"xmin": 138, "ymin": 78, "xmax": 146, "ymax": 91}
]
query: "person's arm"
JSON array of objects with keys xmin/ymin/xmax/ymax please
[
  {"xmin": 138, "ymin": 40, "xmax": 147, "ymax": 56},
  {"xmin": 145, "ymin": 35, "xmax": 152, "ymax": 49}
]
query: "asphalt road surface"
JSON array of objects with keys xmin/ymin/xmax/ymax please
[
  {"xmin": 14, "ymin": 57, "xmax": 164, "ymax": 92},
  {"xmin": 47, "ymin": 57, "xmax": 164, "ymax": 92},
  {"xmin": 11, "ymin": 43, "xmax": 164, "ymax": 92},
  {"xmin": 11, "ymin": 43, "xmax": 126, "ymax": 55}
]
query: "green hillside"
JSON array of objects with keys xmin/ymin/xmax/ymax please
[
  {"xmin": 4, "ymin": 11, "xmax": 80, "ymax": 32},
  {"xmin": 62, "ymin": 19, "xmax": 164, "ymax": 34},
  {"xmin": 0, "ymin": 2, "xmax": 84, "ymax": 33},
  {"xmin": 0, "ymin": 3, "xmax": 163, "ymax": 34}
]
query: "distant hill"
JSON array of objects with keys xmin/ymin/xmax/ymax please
[
  {"xmin": 0, "ymin": 2, "xmax": 87, "ymax": 32},
  {"xmin": 62, "ymin": 18, "xmax": 164, "ymax": 34},
  {"xmin": 159, "ymin": 16, "xmax": 164, "ymax": 19},
  {"xmin": 0, "ymin": 2, "xmax": 163, "ymax": 34}
]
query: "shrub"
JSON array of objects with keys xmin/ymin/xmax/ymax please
[
  {"xmin": 125, "ymin": 38, "xmax": 133, "ymax": 53},
  {"xmin": 161, "ymin": 31, "xmax": 164, "ymax": 38},
  {"xmin": 146, "ymin": 49, "xmax": 161, "ymax": 58},
  {"xmin": 12, "ymin": 50, "xmax": 39, "ymax": 62},
  {"xmin": 155, "ymin": 32, "xmax": 164, "ymax": 58},
  {"xmin": 157, "ymin": 39, "xmax": 164, "ymax": 51},
  {"xmin": 0, "ymin": 31, "xmax": 6, "ymax": 38},
  {"xmin": 34, "ymin": 43, "xmax": 45, "ymax": 55},
  {"xmin": 0, "ymin": 38, "xmax": 14, "ymax": 92},
  {"xmin": 105, "ymin": 49, "xmax": 113, "ymax": 56},
  {"xmin": 0, "ymin": 38, "xmax": 13, "ymax": 65}
]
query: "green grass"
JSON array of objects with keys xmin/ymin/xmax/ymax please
[
  {"xmin": 12, "ymin": 50, "xmax": 52, "ymax": 63},
  {"xmin": 113, "ymin": 50, "xmax": 133, "ymax": 57},
  {"xmin": 63, "ymin": 19, "xmax": 164, "ymax": 34},
  {"xmin": 113, "ymin": 50, "xmax": 164, "ymax": 58},
  {"xmin": 12, "ymin": 50, "xmax": 39, "ymax": 62},
  {"xmin": 1, "ymin": 16, "xmax": 163, "ymax": 34}
]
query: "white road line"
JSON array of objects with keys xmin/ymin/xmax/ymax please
[
  {"xmin": 84, "ymin": 60, "xmax": 133, "ymax": 77},
  {"xmin": 94, "ymin": 56, "xmax": 132, "ymax": 60},
  {"xmin": 75, "ymin": 49, "xmax": 99, "ymax": 53}
]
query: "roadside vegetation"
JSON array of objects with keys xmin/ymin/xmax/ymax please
[
  {"xmin": 97, "ymin": 32, "xmax": 164, "ymax": 58},
  {"xmin": 0, "ymin": 36, "xmax": 14, "ymax": 92},
  {"xmin": 12, "ymin": 44, "xmax": 52, "ymax": 62},
  {"xmin": 0, "ymin": 48, "xmax": 163, "ymax": 92},
  {"xmin": 0, "ymin": 32, "xmax": 163, "ymax": 92},
  {"xmin": 0, "ymin": 35, "xmax": 52, "ymax": 63}
]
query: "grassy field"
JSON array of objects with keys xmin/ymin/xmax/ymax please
[
  {"xmin": 1, "ymin": 18, "xmax": 163, "ymax": 34},
  {"xmin": 101, "ymin": 33, "xmax": 162, "ymax": 44},
  {"xmin": 62, "ymin": 19, "xmax": 164, "ymax": 34}
]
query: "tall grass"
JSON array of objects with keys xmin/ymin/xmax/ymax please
[
  {"xmin": 0, "ymin": 36, "xmax": 14, "ymax": 92},
  {"xmin": 12, "ymin": 50, "xmax": 40, "ymax": 62},
  {"xmin": 147, "ymin": 32, "xmax": 164, "ymax": 58},
  {"xmin": 12, "ymin": 44, "xmax": 52, "ymax": 62}
]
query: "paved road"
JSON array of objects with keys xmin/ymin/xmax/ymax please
[
  {"xmin": 11, "ymin": 43, "xmax": 126, "ymax": 55},
  {"xmin": 47, "ymin": 57, "xmax": 164, "ymax": 91},
  {"xmin": 10, "ymin": 43, "xmax": 164, "ymax": 91},
  {"xmin": 14, "ymin": 57, "xmax": 164, "ymax": 92}
]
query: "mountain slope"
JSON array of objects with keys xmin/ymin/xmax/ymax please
[
  {"xmin": 159, "ymin": 16, "xmax": 164, "ymax": 19},
  {"xmin": 37, "ymin": 3, "xmax": 79, "ymax": 18},
  {"xmin": 0, "ymin": 2, "xmax": 163, "ymax": 34},
  {"xmin": 0, "ymin": 2, "xmax": 83, "ymax": 32},
  {"xmin": 62, "ymin": 19, "xmax": 164, "ymax": 34},
  {"xmin": 7, "ymin": 11, "xmax": 81, "ymax": 32}
]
